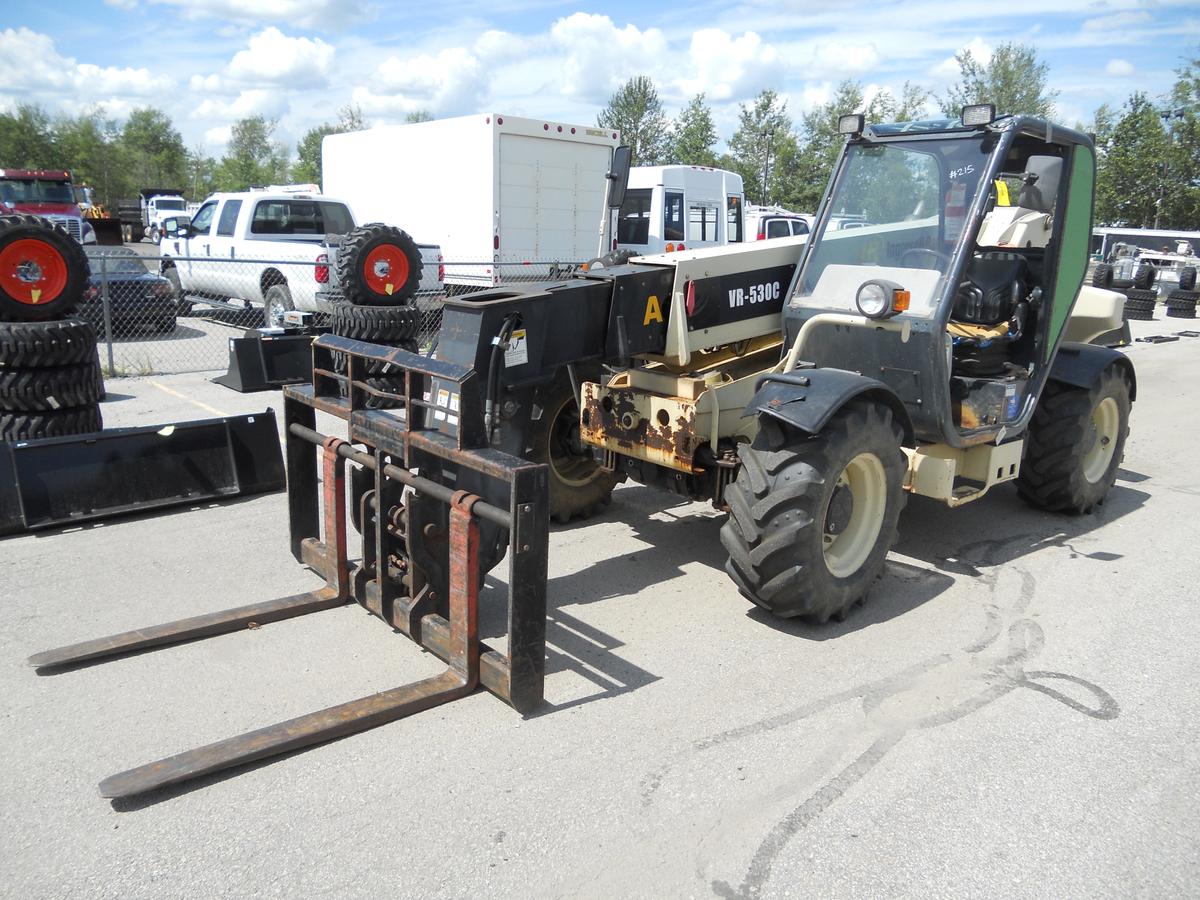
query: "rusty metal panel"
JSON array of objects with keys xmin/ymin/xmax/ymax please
[{"xmin": 581, "ymin": 380, "xmax": 703, "ymax": 473}]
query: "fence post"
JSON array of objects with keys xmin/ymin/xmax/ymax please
[{"xmin": 99, "ymin": 256, "xmax": 116, "ymax": 375}]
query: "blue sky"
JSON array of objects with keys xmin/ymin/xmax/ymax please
[{"xmin": 4, "ymin": 1, "xmax": 1198, "ymax": 156}]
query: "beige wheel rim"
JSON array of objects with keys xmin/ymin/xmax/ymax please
[
  {"xmin": 1083, "ymin": 396, "xmax": 1119, "ymax": 483},
  {"xmin": 823, "ymin": 452, "xmax": 887, "ymax": 579}
]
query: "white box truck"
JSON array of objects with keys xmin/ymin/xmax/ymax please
[{"xmin": 322, "ymin": 114, "xmax": 620, "ymax": 287}]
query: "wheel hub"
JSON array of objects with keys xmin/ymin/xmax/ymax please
[{"xmin": 824, "ymin": 483, "xmax": 854, "ymax": 535}]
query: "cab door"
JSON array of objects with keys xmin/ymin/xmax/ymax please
[
  {"xmin": 174, "ymin": 199, "xmax": 216, "ymax": 287},
  {"xmin": 206, "ymin": 198, "xmax": 244, "ymax": 299}
]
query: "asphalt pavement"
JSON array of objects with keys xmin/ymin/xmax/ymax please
[{"xmin": 2, "ymin": 316, "xmax": 1198, "ymax": 898}]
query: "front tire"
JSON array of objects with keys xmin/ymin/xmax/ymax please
[
  {"xmin": 1017, "ymin": 367, "xmax": 1132, "ymax": 514},
  {"xmin": 721, "ymin": 402, "xmax": 906, "ymax": 621},
  {"xmin": 263, "ymin": 283, "xmax": 293, "ymax": 328}
]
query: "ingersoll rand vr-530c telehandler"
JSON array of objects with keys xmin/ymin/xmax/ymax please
[{"xmin": 32, "ymin": 106, "xmax": 1134, "ymax": 798}]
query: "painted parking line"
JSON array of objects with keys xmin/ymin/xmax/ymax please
[{"xmin": 148, "ymin": 380, "xmax": 229, "ymax": 418}]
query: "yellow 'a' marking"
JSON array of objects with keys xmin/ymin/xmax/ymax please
[{"xmin": 643, "ymin": 294, "xmax": 663, "ymax": 325}]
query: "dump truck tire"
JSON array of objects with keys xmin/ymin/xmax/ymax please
[
  {"xmin": 529, "ymin": 374, "xmax": 621, "ymax": 523},
  {"xmin": 336, "ymin": 224, "xmax": 423, "ymax": 306},
  {"xmin": 0, "ymin": 216, "xmax": 90, "ymax": 322},
  {"xmin": 1180, "ymin": 267, "xmax": 1197, "ymax": 292},
  {"xmin": 1091, "ymin": 263, "xmax": 1113, "ymax": 289},
  {"xmin": 0, "ymin": 361, "xmax": 104, "ymax": 412},
  {"xmin": 0, "ymin": 318, "xmax": 98, "ymax": 368},
  {"xmin": 1018, "ymin": 367, "xmax": 1131, "ymax": 515},
  {"xmin": 1, "ymin": 404, "xmax": 102, "ymax": 441},
  {"xmin": 721, "ymin": 402, "xmax": 906, "ymax": 622}
]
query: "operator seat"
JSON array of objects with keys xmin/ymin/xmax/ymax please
[{"xmin": 977, "ymin": 155, "xmax": 1062, "ymax": 249}]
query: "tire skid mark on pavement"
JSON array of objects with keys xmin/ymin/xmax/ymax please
[{"xmin": 635, "ymin": 530, "xmax": 1119, "ymax": 899}]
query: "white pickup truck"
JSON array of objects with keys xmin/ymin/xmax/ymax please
[{"xmin": 159, "ymin": 191, "xmax": 442, "ymax": 324}]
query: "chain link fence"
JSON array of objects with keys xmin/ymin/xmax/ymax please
[{"xmin": 82, "ymin": 247, "xmax": 585, "ymax": 376}]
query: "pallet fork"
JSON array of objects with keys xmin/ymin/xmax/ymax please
[{"xmin": 30, "ymin": 335, "xmax": 550, "ymax": 799}]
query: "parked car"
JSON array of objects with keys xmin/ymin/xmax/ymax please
[
  {"xmin": 744, "ymin": 204, "xmax": 812, "ymax": 241},
  {"xmin": 80, "ymin": 246, "xmax": 177, "ymax": 335}
]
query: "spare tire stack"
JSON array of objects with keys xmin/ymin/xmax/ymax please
[
  {"xmin": 330, "ymin": 223, "xmax": 424, "ymax": 410},
  {"xmin": 0, "ymin": 216, "xmax": 103, "ymax": 441},
  {"xmin": 1165, "ymin": 289, "xmax": 1199, "ymax": 319},
  {"xmin": 1122, "ymin": 287, "xmax": 1158, "ymax": 322}
]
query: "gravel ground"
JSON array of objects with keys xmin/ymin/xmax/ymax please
[{"xmin": 2, "ymin": 315, "xmax": 1198, "ymax": 899}]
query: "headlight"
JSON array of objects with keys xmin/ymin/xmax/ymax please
[{"xmin": 855, "ymin": 279, "xmax": 909, "ymax": 319}]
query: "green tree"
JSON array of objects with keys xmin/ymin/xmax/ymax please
[
  {"xmin": 120, "ymin": 107, "xmax": 188, "ymax": 190},
  {"xmin": 1094, "ymin": 93, "xmax": 1171, "ymax": 227},
  {"xmin": 52, "ymin": 109, "xmax": 123, "ymax": 206},
  {"xmin": 294, "ymin": 104, "xmax": 369, "ymax": 185},
  {"xmin": 0, "ymin": 104, "xmax": 56, "ymax": 169},
  {"xmin": 186, "ymin": 145, "xmax": 218, "ymax": 201},
  {"xmin": 597, "ymin": 76, "xmax": 669, "ymax": 166},
  {"xmin": 1164, "ymin": 50, "xmax": 1200, "ymax": 228},
  {"xmin": 215, "ymin": 116, "xmax": 290, "ymax": 190},
  {"xmin": 727, "ymin": 89, "xmax": 797, "ymax": 205},
  {"xmin": 940, "ymin": 42, "xmax": 1056, "ymax": 118},
  {"xmin": 404, "ymin": 110, "xmax": 434, "ymax": 123},
  {"xmin": 671, "ymin": 93, "xmax": 718, "ymax": 166}
]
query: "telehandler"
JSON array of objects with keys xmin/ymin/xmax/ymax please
[{"xmin": 32, "ymin": 106, "xmax": 1134, "ymax": 797}]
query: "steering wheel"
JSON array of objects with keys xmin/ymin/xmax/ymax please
[{"xmin": 901, "ymin": 248, "xmax": 952, "ymax": 271}]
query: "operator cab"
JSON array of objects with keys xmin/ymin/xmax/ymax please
[{"xmin": 782, "ymin": 107, "xmax": 1094, "ymax": 447}]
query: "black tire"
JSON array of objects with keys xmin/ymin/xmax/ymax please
[
  {"xmin": 330, "ymin": 301, "xmax": 420, "ymax": 342},
  {"xmin": 1123, "ymin": 288, "xmax": 1158, "ymax": 303},
  {"xmin": 1091, "ymin": 263, "xmax": 1113, "ymax": 289},
  {"xmin": 263, "ymin": 283, "xmax": 294, "ymax": 329},
  {"xmin": 1133, "ymin": 264, "xmax": 1156, "ymax": 290},
  {"xmin": 0, "ymin": 318, "xmax": 98, "ymax": 368},
  {"xmin": 1, "ymin": 404, "xmax": 102, "ymax": 441},
  {"xmin": 720, "ymin": 402, "xmax": 906, "ymax": 621},
  {"xmin": 336, "ymin": 224, "xmax": 423, "ymax": 306},
  {"xmin": 527, "ymin": 373, "xmax": 622, "ymax": 523},
  {"xmin": 0, "ymin": 217, "xmax": 90, "ymax": 322},
  {"xmin": 1180, "ymin": 267, "xmax": 1197, "ymax": 292},
  {"xmin": 1018, "ymin": 367, "xmax": 1131, "ymax": 515},
  {"xmin": 163, "ymin": 266, "xmax": 191, "ymax": 315},
  {"xmin": 1166, "ymin": 307, "xmax": 1196, "ymax": 318},
  {"xmin": 1167, "ymin": 289, "xmax": 1200, "ymax": 304},
  {"xmin": 1123, "ymin": 299, "xmax": 1155, "ymax": 313},
  {"xmin": 0, "ymin": 362, "xmax": 104, "ymax": 412},
  {"xmin": 1123, "ymin": 306, "xmax": 1153, "ymax": 321},
  {"xmin": 156, "ymin": 315, "xmax": 178, "ymax": 334}
]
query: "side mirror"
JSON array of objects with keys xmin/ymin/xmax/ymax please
[{"xmin": 608, "ymin": 145, "xmax": 632, "ymax": 209}]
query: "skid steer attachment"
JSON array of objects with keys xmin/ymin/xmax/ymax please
[{"xmin": 30, "ymin": 334, "xmax": 549, "ymax": 799}]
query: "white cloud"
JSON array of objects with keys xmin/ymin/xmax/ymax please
[
  {"xmin": 810, "ymin": 41, "xmax": 881, "ymax": 78},
  {"xmin": 677, "ymin": 30, "xmax": 784, "ymax": 102},
  {"xmin": 1105, "ymin": 58, "xmax": 1134, "ymax": 77},
  {"xmin": 226, "ymin": 27, "xmax": 335, "ymax": 87},
  {"xmin": 353, "ymin": 46, "xmax": 485, "ymax": 119},
  {"xmin": 1083, "ymin": 10, "xmax": 1152, "ymax": 32},
  {"xmin": 104, "ymin": 0, "xmax": 138, "ymax": 9},
  {"xmin": 930, "ymin": 37, "xmax": 992, "ymax": 80},
  {"xmin": 145, "ymin": 0, "xmax": 367, "ymax": 29},
  {"xmin": 548, "ymin": 14, "xmax": 669, "ymax": 100},
  {"xmin": 204, "ymin": 124, "xmax": 233, "ymax": 147},
  {"xmin": 194, "ymin": 88, "xmax": 288, "ymax": 121},
  {"xmin": 0, "ymin": 28, "xmax": 173, "ymax": 101}
]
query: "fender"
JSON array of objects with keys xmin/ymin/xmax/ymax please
[
  {"xmin": 745, "ymin": 368, "xmax": 915, "ymax": 445},
  {"xmin": 1048, "ymin": 342, "xmax": 1137, "ymax": 400}
]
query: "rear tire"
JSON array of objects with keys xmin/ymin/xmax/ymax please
[
  {"xmin": 720, "ymin": 403, "xmax": 906, "ymax": 621},
  {"xmin": 526, "ymin": 374, "xmax": 622, "ymax": 523},
  {"xmin": 1017, "ymin": 367, "xmax": 1131, "ymax": 514},
  {"xmin": 262, "ymin": 283, "xmax": 293, "ymax": 329}
]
